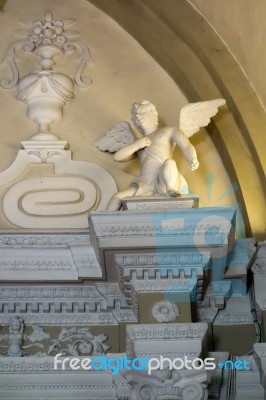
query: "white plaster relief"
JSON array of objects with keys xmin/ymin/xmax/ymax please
[
  {"xmin": 115, "ymin": 252, "xmax": 210, "ymax": 268},
  {"xmin": 0, "ymin": 247, "xmax": 78, "ymax": 281},
  {"xmin": 1, "ymin": 11, "xmax": 93, "ymax": 141},
  {"xmin": 0, "ymin": 283, "xmax": 135, "ymax": 326},
  {"xmin": 47, "ymin": 327, "xmax": 110, "ymax": 356},
  {"xmin": 115, "ymin": 252, "xmax": 210, "ymax": 291},
  {"xmin": 112, "ymin": 309, "xmax": 138, "ymax": 323},
  {"xmin": 0, "ymin": 10, "xmax": 117, "ymax": 228},
  {"xmin": 0, "ymin": 316, "xmax": 50, "ymax": 357},
  {"xmin": 4, "ymin": 176, "xmax": 97, "ymax": 214},
  {"xmin": 123, "ymin": 265, "xmax": 204, "ymax": 280},
  {"xmin": 0, "ymin": 232, "xmax": 103, "ymax": 280},
  {"xmin": 95, "ymin": 99, "xmax": 225, "ymax": 211},
  {"xmin": 89, "ymin": 208, "xmax": 235, "ymax": 241},
  {"xmin": 96, "ymin": 283, "xmax": 128, "ymax": 308},
  {"xmin": 122, "ymin": 195, "xmax": 199, "ymax": 210},
  {"xmin": 89, "ymin": 209, "xmax": 235, "ymax": 285},
  {"xmin": 70, "ymin": 245, "xmax": 102, "ymax": 278},
  {"xmin": 0, "ymin": 233, "xmax": 90, "ymax": 247},
  {"xmin": 126, "ymin": 323, "xmax": 208, "ymax": 368},
  {"xmin": 0, "ymin": 356, "xmax": 126, "ymax": 398},
  {"xmin": 202, "ymin": 281, "xmax": 232, "ymax": 309},
  {"xmin": 0, "ymin": 313, "xmax": 117, "ymax": 326},
  {"xmin": 152, "ymin": 300, "xmax": 180, "ymax": 322},
  {"xmin": 0, "ymin": 285, "xmax": 105, "ymax": 300},
  {"xmin": 124, "ymin": 368, "xmax": 208, "ymax": 400},
  {"xmin": 131, "ymin": 278, "xmax": 197, "ymax": 293},
  {"xmin": 233, "ymin": 353, "xmax": 264, "ymax": 398},
  {"xmin": 1, "ymin": 148, "xmax": 117, "ymax": 228},
  {"xmin": 1, "ymin": 11, "xmax": 92, "ymax": 88},
  {"xmin": 17, "ymin": 69, "xmax": 75, "ymax": 140},
  {"xmin": 213, "ymin": 296, "xmax": 254, "ymax": 325},
  {"xmin": 127, "ymin": 323, "xmax": 207, "ymax": 341}
]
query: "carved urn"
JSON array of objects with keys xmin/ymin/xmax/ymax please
[{"xmin": 17, "ymin": 45, "xmax": 75, "ymax": 140}]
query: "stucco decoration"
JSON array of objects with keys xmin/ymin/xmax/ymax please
[
  {"xmin": 0, "ymin": 138, "xmax": 117, "ymax": 229},
  {"xmin": 125, "ymin": 323, "xmax": 209, "ymax": 399},
  {"xmin": 124, "ymin": 369, "xmax": 208, "ymax": 400},
  {"xmin": 0, "ymin": 316, "xmax": 50, "ymax": 357},
  {"xmin": 1, "ymin": 10, "xmax": 92, "ymax": 141},
  {"xmin": 0, "ymin": 10, "xmax": 117, "ymax": 228},
  {"xmin": 152, "ymin": 300, "xmax": 180, "ymax": 323},
  {"xmin": 47, "ymin": 327, "xmax": 110, "ymax": 356},
  {"xmin": 95, "ymin": 99, "xmax": 226, "ymax": 210}
]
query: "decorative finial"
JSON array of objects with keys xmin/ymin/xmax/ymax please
[{"xmin": 0, "ymin": 10, "xmax": 94, "ymax": 140}]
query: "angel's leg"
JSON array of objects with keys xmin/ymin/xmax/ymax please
[
  {"xmin": 160, "ymin": 159, "xmax": 180, "ymax": 197},
  {"xmin": 106, "ymin": 187, "xmax": 138, "ymax": 211}
]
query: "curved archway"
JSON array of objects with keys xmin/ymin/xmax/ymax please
[{"xmin": 90, "ymin": 0, "xmax": 266, "ymax": 238}]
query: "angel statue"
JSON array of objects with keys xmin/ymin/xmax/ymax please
[
  {"xmin": 0, "ymin": 316, "xmax": 50, "ymax": 357},
  {"xmin": 94, "ymin": 99, "xmax": 226, "ymax": 211}
]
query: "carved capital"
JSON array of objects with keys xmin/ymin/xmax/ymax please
[{"xmin": 182, "ymin": 381, "xmax": 207, "ymax": 400}]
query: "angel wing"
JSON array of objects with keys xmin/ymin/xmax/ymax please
[
  {"xmin": 179, "ymin": 98, "xmax": 226, "ymax": 138},
  {"xmin": 94, "ymin": 121, "xmax": 135, "ymax": 153},
  {"xmin": 27, "ymin": 324, "xmax": 50, "ymax": 342}
]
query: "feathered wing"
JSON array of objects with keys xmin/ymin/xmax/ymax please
[
  {"xmin": 27, "ymin": 325, "xmax": 50, "ymax": 342},
  {"xmin": 179, "ymin": 99, "xmax": 226, "ymax": 138},
  {"xmin": 94, "ymin": 121, "xmax": 135, "ymax": 153}
]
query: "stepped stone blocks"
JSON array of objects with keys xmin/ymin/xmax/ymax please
[
  {"xmin": 0, "ymin": 6, "xmax": 262, "ymax": 399},
  {"xmin": 0, "ymin": 205, "xmax": 263, "ymax": 398},
  {"xmin": 0, "ymin": 233, "xmax": 102, "ymax": 281}
]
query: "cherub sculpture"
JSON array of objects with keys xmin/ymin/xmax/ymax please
[
  {"xmin": 95, "ymin": 99, "xmax": 226, "ymax": 210},
  {"xmin": 0, "ymin": 316, "xmax": 50, "ymax": 357}
]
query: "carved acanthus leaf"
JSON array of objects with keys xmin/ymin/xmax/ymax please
[{"xmin": 0, "ymin": 40, "xmax": 34, "ymax": 89}]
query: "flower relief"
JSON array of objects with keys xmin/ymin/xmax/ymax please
[
  {"xmin": 17, "ymin": 10, "xmax": 79, "ymax": 50},
  {"xmin": 152, "ymin": 300, "xmax": 180, "ymax": 323},
  {"xmin": 0, "ymin": 10, "xmax": 93, "ymax": 90}
]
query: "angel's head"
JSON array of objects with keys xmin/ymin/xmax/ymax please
[
  {"xmin": 10, "ymin": 316, "xmax": 24, "ymax": 333},
  {"xmin": 131, "ymin": 100, "xmax": 158, "ymax": 135}
]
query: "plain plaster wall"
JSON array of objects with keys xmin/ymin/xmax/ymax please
[{"xmin": 189, "ymin": 0, "xmax": 266, "ymax": 112}]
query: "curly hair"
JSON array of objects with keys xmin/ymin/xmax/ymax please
[{"xmin": 131, "ymin": 100, "xmax": 159, "ymax": 133}]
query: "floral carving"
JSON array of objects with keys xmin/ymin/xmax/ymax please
[
  {"xmin": 27, "ymin": 11, "xmax": 69, "ymax": 48},
  {"xmin": 152, "ymin": 301, "xmax": 180, "ymax": 322},
  {"xmin": 0, "ymin": 10, "xmax": 93, "ymax": 90},
  {"xmin": 47, "ymin": 327, "xmax": 110, "ymax": 356}
]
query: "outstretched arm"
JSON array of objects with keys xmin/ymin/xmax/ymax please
[
  {"xmin": 172, "ymin": 129, "xmax": 199, "ymax": 170},
  {"xmin": 114, "ymin": 137, "xmax": 151, "ymax": 162}
]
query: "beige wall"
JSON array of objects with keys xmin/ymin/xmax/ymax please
[
  {"xmin": 189, "ymin": 0, "xmax": 266, "ymax": 111},
  {"xmin": 88, "ymin": 0, "xmax": 266, "ymax": 238},
  {"xmin": 0, "ymin": 0, "xmax": 238, "ymax": 230}
]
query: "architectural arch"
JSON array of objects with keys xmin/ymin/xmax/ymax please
[{"xmin": 90, "ymin": 0, "xmax": 266, "ymax": 238}]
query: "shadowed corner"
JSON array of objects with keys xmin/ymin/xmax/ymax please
[{"xmin": 0, "ymin": 0, "xmax": 7, "ymax": 12}]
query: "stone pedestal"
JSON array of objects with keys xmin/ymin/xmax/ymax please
[{"xmin": 122, "ymin": 194, "xmax": 199, "ymax": 210}]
